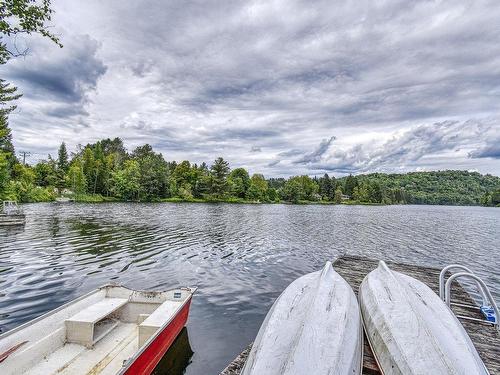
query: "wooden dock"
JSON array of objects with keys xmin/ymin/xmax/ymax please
[
  {"xmin": 0, "ymin": 213, "xmax": 25, "ymax": 226},
  {"xmin": 220, "ymin": 256, "xmax": 500, "ymax": 375}
]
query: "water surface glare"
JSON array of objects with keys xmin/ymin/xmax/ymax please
[{"xmin": 0, "ymin": 203, "xmax": 499, "ymax": 374}]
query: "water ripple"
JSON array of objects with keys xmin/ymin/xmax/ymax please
[{"xmin": 0, "ymin": 203, "xmax": 499, "ymax": 374}]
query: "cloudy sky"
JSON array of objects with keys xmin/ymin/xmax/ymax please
[{"xmin": 3, "ymin": 0, "xmax": 500, "ymax": 176}]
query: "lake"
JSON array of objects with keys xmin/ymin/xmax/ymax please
[{"xmin": 0, "ymin": 203, "xmax": 499, "ymax": 374}]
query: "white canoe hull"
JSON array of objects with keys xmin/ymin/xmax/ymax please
[
  {"xmin": 242, "ymin": 261, "xmax": 363, "ymax": 375},
  {"xmin": 359, "ymin": 261, "xmax": 488, "ymax": 375}
]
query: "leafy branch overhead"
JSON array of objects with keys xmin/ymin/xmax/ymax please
[{"xmin": 0, "ymin": 0, "xmax": 62, "ymax": 58}]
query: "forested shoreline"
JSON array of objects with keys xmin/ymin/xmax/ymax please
[{"xmin": 1, "ymin": 137, "xmax": 499, "ymax": 206}]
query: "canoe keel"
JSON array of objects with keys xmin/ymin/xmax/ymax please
[
  {"xmin": 242, "ymin": 261, "xmax": 363, "ymax": 375},
  {"xmin": 359, "ymin": 261, "xmax": 488, "ymax": 375}
]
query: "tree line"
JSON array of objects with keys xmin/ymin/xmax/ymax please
[{"xmin": 0, "ymin": 138, "xmax": 499, "ymax": 206}]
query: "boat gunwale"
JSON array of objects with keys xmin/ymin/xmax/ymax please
[
  {"xmin": 118, "ymin": 286, "xmax": 197, "ymax": 374},
  {"xmin": 358, "ymin": 276, "xmax": 385, "ymax": 375},
  {"xmin": 0, "ymin": 287, "xmax": 102, "ymax": 341}
]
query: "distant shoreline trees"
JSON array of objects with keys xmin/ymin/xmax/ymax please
[{"xmin": 0, "ymin": 138, "xmax": 499, "ymax": 206}]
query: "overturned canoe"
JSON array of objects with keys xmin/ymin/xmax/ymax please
[
  {"xmin": 359, "ymin": 261, "xmax": 488, "ymax": 375},
  {"xmin": 241, "ymin": 261, "xmax": 363, "ymax": 375},
  {"xmin": 0, "ymin": 284, "xmax": 196, "ymax": 375}
]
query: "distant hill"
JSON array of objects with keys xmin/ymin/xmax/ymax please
[{"xmin": 338, "ymin": 170, "xmax": 500, "ymax": 206}]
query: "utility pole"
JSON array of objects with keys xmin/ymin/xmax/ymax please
[{"xmin": 19, "ymin": 151, "xmax": 31, "ymax": 165}]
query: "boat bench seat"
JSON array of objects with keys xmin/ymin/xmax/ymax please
[
  {"xmin": 138, "ymin": 300, "xmax": 181, "ymax": 347},
  {"xmin": 65, "ymin": 297, "xmax": 128, "ymax": 347}
]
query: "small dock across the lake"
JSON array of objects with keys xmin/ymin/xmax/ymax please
[
  {"xmin": 0, "ymin": 201, "xmax": 25, "ymax": 226},
  {"xmin": 219, "ymin": 255, "xmax": 500, "ymax": 375}
]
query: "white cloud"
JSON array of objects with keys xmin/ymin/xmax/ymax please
[{"xmin": 3, "ymin": 0, "xmax": 500, "ymax": 176}]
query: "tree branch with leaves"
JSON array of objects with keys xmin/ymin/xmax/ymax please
[{"xmin": 0, "ymin": 0, "xmax": 62, "ymax": 59}]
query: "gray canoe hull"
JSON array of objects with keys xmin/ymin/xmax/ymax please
[
  {"xmin": 359, "ymin": 261, "xmax": 488, "ymax": 375},
  {"xmin": 242, "ymin": 261, "xmax": 363, "ymax": 375}
]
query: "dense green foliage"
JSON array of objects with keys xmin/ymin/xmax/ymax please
[
  {"xmin": 346, "ymin": 171, "xmax": 500, "ymax": 206},
  {"xmin": 1, "ymin": 138, "xmax": 498, "ymax": 206}
]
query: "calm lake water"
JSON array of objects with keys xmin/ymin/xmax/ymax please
[{"xmin": 1, "ymin": 203, "xmax": 499, "ymax": 374}]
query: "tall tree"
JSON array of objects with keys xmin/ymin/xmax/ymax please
[
  {"xmin": 9, "ymin": 163, "xmax": 36, "ymax": 202},
  {"xmin": 0, "ymin": 151, "xmax": 9, "ymax": 199},
  {"xmin": 170, "ymin": 160, "xmax": 195, "ymax": 198},
  {"xmin": 111, "ymin": 160, "xmax": 140, "ymax": 201},
  {"xmin": 318, "ymin": 173, "xmax": 332, "ymax": 200},
  {"xmin": 0, "ymin": 79, "xmax": 21, "ymax": 170},
  {"xmin": 344, "ymin": 174, "xmax": 358, "ymax": 197},
  {"xmin": 247, "ymin": 174, "xmax": 268, "ymax": 201},
  {"xmin": 67, "ymin": 159, "xmax": 86, "ymax": 194},
  {"xmin": 210, "ymin": 157, "xmax": 230, "ymax": 197},
  {"xmin": 297, "ymin": 175, "xmax": 319, "ymax": 201},
  {"xmin": 34, "ymin": 159, "xmax": 57, "ymax": 187},
  {"xmin": 0, "ymin": 78, "xmax": 22, "ymax": 116},
  {"xmin": 100, "ymin": 137, "xmax": 127, "ymax": 159},
  {"xmin": 334, "ymin": 187, "xmax": 343, "ymax": 204},
  {"xmin": 57, "ymin": 142, "xmax": 69, "ymax": 172},
  {"xmin": 491, "ymin": 189, "xmax": 500, "ymax": 206},
  {"xmin": 132, "ymin": 144, "xmax": 169, "ymax": 200},
  {"xmin": 191, "ymin": 163, "xmax": 210, "ymax": 198},
  {"xmin": 92, "ymin": 141, "xmax": 106, "ymax": 194},
  {"xmin": 281, "ymin": 177, "xmax": 302, "ymax": 203},
  {"xmin": 228, "ymin": 167, "xmax": 250, "ymax": 198},
  {"xmin": 367, "ymin": 181, "xmax": 382, "ymax": 203},
  {"xmin": 0, "ymin": 112, "xmax": 16, "ymax": 165}
]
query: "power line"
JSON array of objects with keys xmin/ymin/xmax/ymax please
[{"xmin": 18, "ymin": 151, "xmax": 31, "ymax": 165}]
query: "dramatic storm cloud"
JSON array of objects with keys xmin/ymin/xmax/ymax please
[{"xmin": 3, "ymin": 0, "xmax": 500, "ymax": 175}]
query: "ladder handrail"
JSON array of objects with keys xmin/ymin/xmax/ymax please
[
  {"xmin": 444, "ymin": 272, "xmax": 499, "ymax": 330},
  {"xmin": 2, "ymin": 201, "xmax": 22, "ymax": 215},
  {"xmin": 439, "ymin": 264, "xmax": 488, "ymax": 305}
]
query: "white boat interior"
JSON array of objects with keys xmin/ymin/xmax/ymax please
[
  {"xmin": 359, "ymin": 261, "xmax": 488, "ymax": 375},
  {"xmin": 0, "ymin": 285, "xmax": 194, "ymax": 375},
  {"xmin": 242, "ymin": 261, "xmax": 363, "ymax": 375}
]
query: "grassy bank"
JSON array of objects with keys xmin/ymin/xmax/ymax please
[
  {"xmin": 15, "ymin": 195, "xmax": 500, "ymax": 207},
  {"xmin": 70, "ymin": 194, "xmax": 119, "ymax": 203},
  {"xmin": 35, "ymin": 196, "xmax": 385, "ymax": 206},
  {"xmin": 162, "ymin": 197, "xmax": 264, "ymax": 204}
]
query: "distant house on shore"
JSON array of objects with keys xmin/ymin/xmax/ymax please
[{"xmin": 341, "ymin": 194, "xmax": 351, "ymax": 201}]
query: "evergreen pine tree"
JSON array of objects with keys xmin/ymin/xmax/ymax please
[
  {"xmin": 57, "ymin": 142, "xmax": 69, "ymax": 172},
  {"xmin": 210, "ymin": 157, "xmax": 230, "ymax": 197}
]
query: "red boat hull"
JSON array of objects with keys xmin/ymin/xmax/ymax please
[{"xmin": 123, "ymin": 297, "xmax": 193, "ymax": 375}]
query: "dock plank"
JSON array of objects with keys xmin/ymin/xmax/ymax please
[{"xmin": 220, "ymin": 256, "xmax": 499, "ymax": 375}]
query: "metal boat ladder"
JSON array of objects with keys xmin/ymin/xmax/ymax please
[
  {"xmin": 2, "ymin": 201, "xmax": 22, "ymax": 215},
  {"xmin": 439, "ymin": 264, "xmax": 499, "ymax": 331}
]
